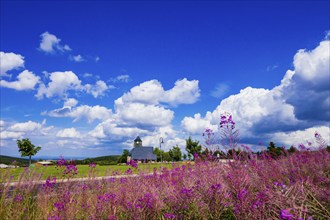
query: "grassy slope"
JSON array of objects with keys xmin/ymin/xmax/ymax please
[
  {"xmin": 0, "ymin": 163, "xmax": 177, "ymax": 181},
  {"xmin": 0, "ymin": 155, "xmax": 35, "ymax": 166}
]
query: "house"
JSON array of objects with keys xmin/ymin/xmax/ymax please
[
  {"xmin": 128, "ymin": 136, "xmax": 157, "ymax": 162},
  {"xmin": 0, "ymin": 164, "xmax": 17, "ymax": 168},
  {"xmin": 0, "ymin": 164, "xmax": 9, "ymax": 169},
  {"xmin": 36, "ymin": 161, "xmax": 54, "ymax": 166}
]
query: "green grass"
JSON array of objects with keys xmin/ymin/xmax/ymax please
[{"xmin": 0, "ymin": 163, "xmax": 179, "ymax": 181}]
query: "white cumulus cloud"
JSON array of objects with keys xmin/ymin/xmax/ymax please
[
  {"xmin": 181, "ymin": 38, "xmax": 330, "ymax": 147},
  {"xmin": 162, "ymin": 78, "xmax": 200, "ymax": 106},
  {"xmin": 64, "ymin": 98, "xmax": 78, "ymax": 108},
  {"xmin": 283, "ymin": 40, "xmax": 330, "ymax": 122},
  {"xmin": 56, "ymin": 128, "xmax": 81, "ymax": 138},
  {"xmin": 0, "ymin": 119, "xmax": 53, "ymax": 140},
  {"xmin": 0, "ymin": 70, "xmax": 40, "ymax": 90},
  {"xmin": 36, "ymin": 71, "xmax": 111, "ymax": 99},
  {"xmin": 115, "ymin": 102, "xmax": 174, "ymax": 128},
  {"xmin": 39, "ymin": 32, "xmax": 71, "ymax": 53},
  {"xmin": 36, "ymin": 71, "xmax": 81, "ymax": 99},
  {"xmin": 272, "ymin": 126, "xmax": 330, "ymax": 148},
  {"xmin": 71, "ymin": 54, "xmax": 85, "ymax": 62},
  {"xmin": 47, "ymin": 105, "xmax": 112, "ymax": 123},
  {"xmin": 84, "ymin": 80, "xmax": 112, "ymax": 98},
  {"xmin": 119, "ymin": 78, "xmax": 200, "ymax": 106},
  {"xmin": 0, "ymin": 52, "xmax": 25, "ymax": 76}
]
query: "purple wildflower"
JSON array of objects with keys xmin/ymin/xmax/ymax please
[
  {"xmin": 57, "ymin": 156, "xmax": 66, "ymax": 167},
  {"xmin": 54, "ymin": 202, "xmax": 65, "ymax": 211},
  {"xmin": 64, "ymin": 164, "xmax": 78, "ymax": 175},
  {"xmin": 88, "ymin": 162, "xmax": 96, "ymax": 168},
  {"xmin": 280, "ymin": 209, "xmax": 293, "ymax": 220},
  {"xmin": 43, "ymin": 176, "xmax": 56, "ymax": 189},
  {"xmin": 126, "ymin": 160, "xmax": 138, "ymax": 169},
  {"xmin": 14, "ymin": 194, "xmax": 23, "ymax": 202},
  {"xmin": 164, "ymin": 213, "xmax": 176, "ymax": 219}
]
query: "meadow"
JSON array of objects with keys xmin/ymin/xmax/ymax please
[
  {"xmin": 0, "ymin": 149, "xmax": 329, "ymax": 220},
  {"xmin": 0, "ymin": 163, "xmax": 174, "ymax": 181},
  {"xmin": 1, "ymin": 114, "xmax": 329, "ymax": 219}
]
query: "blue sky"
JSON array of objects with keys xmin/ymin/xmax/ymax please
[{"xmin": 1, "ymin": 0, "xmax": 329, "ymax": 158}]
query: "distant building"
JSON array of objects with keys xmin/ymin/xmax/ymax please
[
  {"xmin": 0, "ymin": 164, "xmax": 17, "ymax": 168},
  {"xmin": 128, "ymin": 136, "xmax": 157, "ymax": 162},
  {"xmin": 36, "ymin": 161, "xmax": 53, "ymax": 166}
]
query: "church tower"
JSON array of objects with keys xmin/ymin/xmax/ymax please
[{"xmin": 134, "ymin": 136, "xmax": 143, "ymax": 147}]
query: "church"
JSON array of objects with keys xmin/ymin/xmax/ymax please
[{"xmin": 127, "ymin": 136, "xmax": 157, "ymax": 162}]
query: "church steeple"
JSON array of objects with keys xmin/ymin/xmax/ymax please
[{"xmin": 134, "ymin": 136, "xmax": 142, "ymax": 147}]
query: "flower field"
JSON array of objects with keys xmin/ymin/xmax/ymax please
[{"xmin": 1, "ymin": 148, "xmax": 329, "ymax": 220}]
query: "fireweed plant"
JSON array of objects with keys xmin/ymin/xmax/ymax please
[{"xmin": 1, "ymin": 115, "xmax": 329, "ymax": 219}]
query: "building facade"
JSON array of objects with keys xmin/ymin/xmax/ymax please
[{"xmin": 128, "ymin": 136, "xmax": 157, "ymax": 162}]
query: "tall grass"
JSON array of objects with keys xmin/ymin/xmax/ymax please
[{"xmin": 1, "ymin": 149, "xmax": 329, "ymax": 219}]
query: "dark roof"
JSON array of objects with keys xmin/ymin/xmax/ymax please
[
  {"xmin": 134, "ymin": 136, "xmax": 142, "ymax": 142},
  {"xmin": 130, "ymin": 147, "xmax": 157, "ymax": 160}
]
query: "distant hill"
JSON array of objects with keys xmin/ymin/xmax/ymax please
[
  {"xmin": 0, "ymin": 155, "xmax": 122, "ymax": 166},
  {"xmin": 77, "ymin": 155, "xmax": 121, "ymax": 165},
  {"xmin": 0, "ymin": 155, "xmax": 36, "ymax": 166}
]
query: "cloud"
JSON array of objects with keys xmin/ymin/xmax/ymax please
[
  {"xmin": 84, "ymin": 80, "xmax": 113, "ymax": 98},
  {"xmin": 115, "ymin": 102, "xmax": 174, "ymax": 128},
  {"xmin": 95, "ymin": 56, "xmax": 100, "ymax": 62},
  {"xmin": 84, "ymin": 78, "xmax": 200, "ymax": 149},
  {"xmin": 181, "ymin": 112, "xmax": 218, "ymax": 135},
  {"xmin": 47, "ymin": 105, "xmax": 112, "ymax": 123},
  {"xmin": 111, "ymin": 79, "xmax": 199, "ymax": 130},
  {"xmin": 70, "ymin": 54, "xmax": 85, "ymax": 62},
  {"xmin": 181, "ymin": 38, "xmax": 330, "ymax": 147},
  {"xmin": 45, "ymin": 78, "xmax": 199, "ymax": 149},
  {"xmin": 210, "ymin": 83, "xmax": 230, "ymax": 99},
  {"xmin": 0, "ymin": 131, "xmax": 25, "ymax": 139},
  {"xmin": 36, "ymin": 71, "xmax": 81, "ymax": 99},
  {"xmin": 0, "ymin": 119, "xmax": 53, "ymax": 140},
  {"xmin": 182, "ymin": 86, "xmax": 298, "ymax": 137},
  {"xmin": 83, "ymin": 73, "xmax": 93, "ymax": 78},
  {"xmin": 119, "ymin": 80, "xmax": 164, "ymax": 105},
  {"xmin": 162, "ymin": 78, "xmax": 200, "ymax": 106},
  {"xmin": 0, "ymin": 70, "xmax": 40, "ymax": 90},
  {"xmin": 283, "ymin": 40, "xmax": 330, "ymax": 122},
  {"xmin": 0, "ymin": 52, "xmax": 25, "ymax": 77},
  {"xmin": 36, "ymin": 71, "xmax": 111, "ymax": 99},
  {"xmin": 325, "ymin": 30, "xmax": 330, "ymax": 40},
  {"xmin": 89, "ymin": 119, "xmax": 147, "ymax": 139},
  {"xmin": 56, "ymin": 128, "xmax": 81, "ymax": 138},
  {"xmin": 64, "ymin": 98, "xmax": 78, "ymax": 108},
  {"xmin": 119, "ymin": 78, "xmax": 200, "ymax": 106},
  {"xmin": 110, "ymin": 74, "xmax": 131, "ymax": 83},
  {"xmin": 272, "ymin": 126, "xmax": 330, "ymax": 148},
  {"xmin": 39, "ymin": 32, "xmax": 71, "ymax": 53}
]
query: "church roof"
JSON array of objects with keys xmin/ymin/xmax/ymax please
[
  {"xmin": 130, "ymin": 147, "xmax": 157, "ymax": 160},
  {"xmin": 134, "ymin": 136, "xmax": 142, "ymax": 142}
]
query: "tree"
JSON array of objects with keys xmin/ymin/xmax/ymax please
[
  {"xmin": 169, "ymin": 145, "xmax": 182, "ymax": 162},
  {"xmin": 267, "ymin": 141, "xmax": 283, "ymax": 159},
  {"xmin": 118, "ymin": 149, "xmax": 129, "ymax": 163},
  {"xmin": 153, "ymin": 147, "xmax": 165, "ymax": 162},
  {"xmin": 17, "ymin": 138, "xmax": 41, "ymax": 166},
  {"xmin": 185, "ymin": 137, "xmax": 202, "ymax": 160},
  {"xmin": 288, "ymin": 146, "xmax": 297, "ymax": 154}
]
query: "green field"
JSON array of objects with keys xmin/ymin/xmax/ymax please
[{"xmin": 0, "ymin": 163, "xmax": 179, "ymax": 181}]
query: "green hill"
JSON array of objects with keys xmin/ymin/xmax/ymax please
[
  {"xmin": 0, "ymin": 155, "xmax": 122, "ymax": 166},
  {"xmin": 0, "ymin": 155, "xmax": 35, "ymax": 166},
  {"xmin": 77, "ymin": 155, "xmax": 121, "ymax": 165}
]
